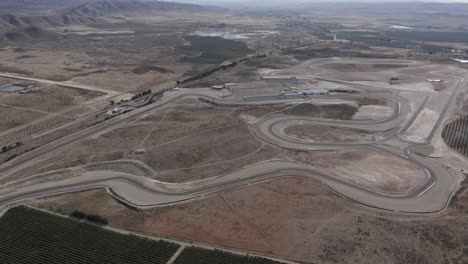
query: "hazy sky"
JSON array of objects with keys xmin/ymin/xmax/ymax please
[
  {"xmin": 166, "ymin": 0, "xmax": 468, "ymax": 2},
  {"xmin": 207, "ymin": 0, "xmax": 468, "ymax": 1},
  {"xmin": 161, "ymin": 0, "xmax": 468, "ymax": 8}
]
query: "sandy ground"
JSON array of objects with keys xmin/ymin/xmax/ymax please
[
  {"xmin": 0, "ymin": 25, "xmax": 206, "ymax": 94},
  {"xmin": 0, "ymin": 48, "xmax": 98, "ymax": 80},
  {"xmin": 288, "ymin": 148, "xmax": 427, "ymax": 195},
  {"xmin": 70, "ymin": 66, "xmax": 185, "ymax": 93},
  {"xmin": 352, "ymin": 105, "xmax": 394, "ymax": 121},
  {"xmin": 0, "ymin": 45, "xmax": 195, "ymax": 94},
  {"xmin": 403, "ymin": 108, "xmax": 439, "ymax": 142},
  {"xmin": 29, "ymin": 177, "xmax": 468, "ymax": 264},
  {"xmin": 283, "ymin": 124, "xmax": 375, "ymax": 143},
  {"xmin": 401, "ymin": 78, "xmax": 460, "ymax": 143}
]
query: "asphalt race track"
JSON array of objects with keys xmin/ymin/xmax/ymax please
[{"xmin": 0, "ymin": 60, "xmax": 465, "ymax": 214}]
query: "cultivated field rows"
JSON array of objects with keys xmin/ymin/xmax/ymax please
[{"xmin": 0, "ymin": 83, "xmax": 104, "ymax": 148}]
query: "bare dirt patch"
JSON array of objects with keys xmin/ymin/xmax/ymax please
[
  {"xmin": 324, "ymin": 62, "xmax": 409, "ymax": 72},
  {"xmin": 283, "ymin": 124, "xmax": 375, "ymax": 143},
  {"xmin": 137, "ymin": 124, "xmax": 261, "ymax": 172},
  {"xmin": 288, "ymin": 148, "xmax": 427, "ymax": 195},
  {"xmin": 284, "ymin": 103, "xmax": 358, "ymax": 120},
  {"xmin": 233, "ymin": 105, "xmax": 289, "ymax": 118},
  {"xmin": 352, "ymin": 105, "xmax": 394, "ymax": 121},
  {"xmin": 157, "ymin": 144, "xmax": 280, "ymax": 183}
]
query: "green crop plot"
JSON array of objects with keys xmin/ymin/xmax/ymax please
[
  {"xmin": 0, "ymin": 206, "xmax": 180, "ymax": 264},
  {"xmin": 179, "ymin": 35, "xmax": 253, "ymax": 64}
]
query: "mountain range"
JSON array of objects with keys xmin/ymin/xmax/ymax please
[
  {"xmin": 62, "ymin": 0, "xmax": 205, "ymax": 17},
  {"xmin": 0, "ymin": 0, "xmax": 206, "ymax": 32}
]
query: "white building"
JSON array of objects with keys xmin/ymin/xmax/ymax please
[
  {"xmin": 453, "ymin": 59, "xmax": 468, "ymax": 64},
  {"xmin": 211, "ymin": 85, "xmax": 225, "ymax": 90}
]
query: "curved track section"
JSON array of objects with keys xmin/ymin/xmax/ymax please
[{"xmin": 0, "ymin": 156, "xmax": 455, "ymax": 213}]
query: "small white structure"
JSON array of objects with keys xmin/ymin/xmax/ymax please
[
  {"xmin": 224, "ymin": 83, "xmax": 235, "ymax": 90},
  {"xmin": 427, "ymin": 79, "xmax": 442, "ymax": 82},
  {"xmin": 332, "ymin": 34, "xmax": 350, "ymax": 43},
  {"xmin": 111, "ymin": 107, "xmax": 123, "ymax": 114},
  {"xmin": 135, "ymin": 149, "xmax": 146, "ymax": 154},
  {"xmin": 211, "ymin": 85, "xmax": 225, "ymax": 90},
  {"xmin": 108, "ymin": 106, "xmax": 133, "ymax": 115},
  {"xmin": 453, "ymin": 59, "xmax": 468, "ymax": 64}
]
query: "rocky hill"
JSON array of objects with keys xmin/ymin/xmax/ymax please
[
  {"xmin": 62, "ymin": 0, "xmax": 205, "ymax": 17},
  {"xmin": 0, "ymin": 0, "xmax": 88, "ymax": 7},
  {"xmin": 0, "ymin": 0, "xmax": 207, "ymax": 32},
  {"xmin": 0, "ymin": 13, "xmax": 99, "ymax": 31},
  {"xmin": 2, "ymin": 26, "xmax": 60, "ymax": 42}
]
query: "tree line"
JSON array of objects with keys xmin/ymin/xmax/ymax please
[
  {"xmin": 177, "ymin": 54, "xmax": 268, "ymax": 85},
  {"xmin": 70, "ymin": 210, "xmax": 109, "ymax": 225}
]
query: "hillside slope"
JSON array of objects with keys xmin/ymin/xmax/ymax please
[
  {"xmin": 0, "ymin": 0, "xmax": 207, "ymax": 32},
  {"xmin": 0, "ymin": 0, "xmax": 88, "ymax": 7},
  {"xmin": 0, "ymin": 13, "xmax": 98, "ymax": 31},
  {"xmin": 63, "ymin": 0, "xmax": 205, "ymax": 17},
  {"xmin": 2, "ymin": 26, "xmax": 61, "ymax": 42}
]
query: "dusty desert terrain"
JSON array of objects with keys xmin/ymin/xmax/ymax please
[{"xmin": 1, "ymin": 2, "xmax": 468, "ymax": 263}]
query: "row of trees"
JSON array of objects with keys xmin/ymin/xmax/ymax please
[
  {"xmin": 111, "ymin": 89, "xmax": 153, "ymax": 106},
  {"xmin": 1, "ymin": 141, "xmax": 22, "ymax": 153},
  {"xmin": 328, "ymin": 89, "xmax": 358, "ymax": 94},
  {"xmin": 131, "ymin": 89, "xmax": 152, "ymax": 100},
  {"xmin": 4, "ymin": 146, "xmax": 36, "ymax": 163},
  {"xmin": 70, "ymin": 210, "xmax": 109, "ymax": 225},
  {"xmin": 177, "ymin": 54, "xmax": 268, "ymax": 85}
]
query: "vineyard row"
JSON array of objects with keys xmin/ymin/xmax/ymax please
[{"xmin": 442, "ymin": 116, "xmax": 468, "ymax": 156}]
